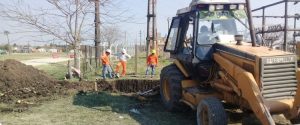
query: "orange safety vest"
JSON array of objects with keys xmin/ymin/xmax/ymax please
[
  {"xmin": 147, "ymin": 54, "xmax": 158, "ymax": 65},
  {"xmin": 101, "ymin": 53, "xmax": 110, "ymax": 65}
]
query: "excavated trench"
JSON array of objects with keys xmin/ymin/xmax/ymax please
[
  {"xmin": 0, "ymin": 60, "xmax": 160, "ymax": 114},
  {"xmin": 97, "ymin": 79, "xmax": 160, "ymax": 93},
  {"xmin": 0, "ymin": 59, "xmax": 160, "ymax": 105}
]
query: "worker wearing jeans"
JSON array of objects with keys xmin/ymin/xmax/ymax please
[
  {"xmin": 146, "ymin": 65, "xmax": 156, "ymax": 77},
  {"xmin": 115, "ymin": 49, "xmax": 131, "ymax": 77},
  {"xmin": 146, "ymin": 50, "xmax": 158, "ymax": 78},
  {"xmin": 101, "ymin": 49, "xmax": 113, "ymax": 79}
]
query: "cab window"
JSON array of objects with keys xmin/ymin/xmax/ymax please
[
  {"xmin": 183, "ymin": 19, "xmax": 194, "ymax": 54},
  {"xmin": 165, "ymin": 18, "xmax": 180, "ymax": 52}
]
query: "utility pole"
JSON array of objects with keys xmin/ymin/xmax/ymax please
[
  {"xmin": 135, "ymin": 44, "xmax": 138, "ymax": 75},
  {"xmin": 146, "ymin": 0, "xmax": 157, "ymax": 56},
  {"xmin": 294, "ymin": 14, "xmax": 297, "ymax": 51},
  {"xmin": 139, "ymin": 30, "xmax": 142, "ymax": 49},
  {"xmin": 153, "ymin": 0, "xmax": 157, "ymax": 51},
  {"xmin": 262, "ymin": 8, "xmax": 266, "ymax": 46},
  {"xmin": 283, "ymin": 0, "xmax": 288, "ymax": 51},
  {"xmin": 89, "ymin": 0, "xmax": 101, "ymax": 68},
  {"xmin": 167, "ymin": 17, "xmax": 171, "ymax": 31},
  {"xmin": 293, "ymin": 13, "xmax": 300, "ymax": 52}
]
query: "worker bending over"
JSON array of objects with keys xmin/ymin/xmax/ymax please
[
  {"xmin": 115, "ymin": 49, "xmax": 131, "ymax": 77},
  {"xmin": 146, "ymin": 50, "xmax": 158, "ymax": 78}
]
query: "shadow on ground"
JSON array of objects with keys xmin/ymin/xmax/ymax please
[
  {"xmin": 73, "ymin": 91, "xmax": 291, "ymax": 125},
  {"xmin": 73, "ymin": 91, "xmax": 195, "ymax": 125}
]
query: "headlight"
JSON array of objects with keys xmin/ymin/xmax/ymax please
[
  {"xmin": 216, "ymin": 5, "xmax": 224, "ymax": 10},
  {"xmin": 230, "ymin": 5, "xmax": 238, "ymax": 10},
  {"xmin": 238, "ymin": 4, "xmax": 245, "ymax": 10},
  {"xmin": 209, "ymin": 5, "xmax": 215, "ymax": 11}
]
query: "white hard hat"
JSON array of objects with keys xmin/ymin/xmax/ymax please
[
  {"xmin": 106, "ymin": 49, "xmax": 112, "ymax": 53},
  {"xmin": 121, "ymin": 48, "xmax": 126, "ymax": 53}
]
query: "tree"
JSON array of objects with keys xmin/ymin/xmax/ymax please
[
  {"xmin": 1, "ymin": 0, "xmax": 130, "ymax": 73},
  {"xmin": 3, "ymin": 30, "xmax": 11, "ymax": 54},
  {"xmin": 0, "ymin": 44, "xmax": 11, "ymax": 52},
  {"xmin": 4, "ymin": 44, "xmax": 10, "ymax": 51},
  {"xmin": 101, "ymin": 25, "xmax": 122, "ymax": 49},
  {"xmin": 1, "ymin": 0, "xmax": 91, "ymax": 70}
]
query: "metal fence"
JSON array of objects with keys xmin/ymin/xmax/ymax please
[{"xmin": 80, "ymin": 45, "xmax": 159, "ymax": 77}]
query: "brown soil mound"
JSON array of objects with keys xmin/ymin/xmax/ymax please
[
  {"xmin": 0, "ymin": 59, "xmax": 61, "ymax": 103},
  {"xmin": 0, "ymin": 59, "xmax": 160, "ymax": 104}
]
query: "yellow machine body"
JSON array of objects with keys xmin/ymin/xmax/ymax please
[{"xmin": 174, "ymin": 42, "xmax": 300, "ymax": 125}]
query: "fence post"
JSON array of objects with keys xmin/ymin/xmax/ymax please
[
  {"xmin": 84, "ymin": 46, "xmax": 88, "ymax": 73},
  {"xmin": 135, "ymin": 44, "xmax": 138, "ymax": 75},
  {"xmin": 94, "ymin": 82, "xmax": 98, "ymax": 92},
  {"xmin": 89, "ymin": 46, "xmax": 92, "ymax": 70}
]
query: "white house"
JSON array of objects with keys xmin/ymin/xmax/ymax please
[{"xmin": 49, "ymin": 49, "xmax": 58, "ymax": 53}]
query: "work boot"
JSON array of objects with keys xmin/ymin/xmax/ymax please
[{"xmin": 115, "ymin": 73, "xmax": 120, "ymax": 78}]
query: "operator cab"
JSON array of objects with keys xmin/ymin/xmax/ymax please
[{"xmin": 165, "ymin": 0, "xmax": 251, "ymax": 63}]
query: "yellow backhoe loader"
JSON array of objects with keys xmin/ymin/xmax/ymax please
[{"xmin": 160, "ymin": 0, "xmax": 300, "ymax": 124}]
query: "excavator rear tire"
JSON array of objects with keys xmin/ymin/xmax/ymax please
[
  {"xmin": 196, "ymin": 97, "xmax": 227, "ymax": 125},
  {"xmin": 160, "ymin": 64, "xmax": 187, "ymax": 112}
]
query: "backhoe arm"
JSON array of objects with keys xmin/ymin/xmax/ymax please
[{"xmin": 214, "ymin": 53, "xmax": 275, "ymax": 125}]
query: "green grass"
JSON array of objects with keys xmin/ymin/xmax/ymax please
[
  {"xmin": 81, "ymin": 54, "xmax": 172, "ymax": 80},
  {"xmin": 4, "ymin": 89, "xmax": 284, "ymax": 125},
  {"xmin": 1, "ymin": 92, "xmax": 266, "ymax": 125},
  {"xmin": 0, "ymin": 92, "xmax": 195, "ymax": 125},
  {"xmin": 36, "ymin": 62, "xmax": 68, "ymax": 80},
  {"xmin": 125, "ymin": 55, "xmax": 172, "ymax": 75},
  {"xmin": 0, "ymin": 52, "xmax": 171, "ymax": 81},
  {"xmin": 0, "ymin": 103, "xmax": 13, "ymax": 112}
]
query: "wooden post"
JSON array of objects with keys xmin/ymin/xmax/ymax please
[
  {"xmin": 94, "ymin": 82, "xmax": 98, "ymax": 92},
  {"xmin": 135, "ymin": 44, "xmax": 138, "ymax": 75},
  {"xmin": 89, "ymin": 46, "xmax": 92, "ymax": 69},
  {"xmin": 84, "ymin": 46, "xmax": 88, "ymax": 73}
]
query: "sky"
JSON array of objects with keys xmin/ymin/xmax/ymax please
[{"xmin": 0, "ymin": 0, "xmax": 299, "ymax": 46}]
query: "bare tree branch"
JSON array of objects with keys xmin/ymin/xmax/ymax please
[{"xmin": 0, "ymin": 0, "xmax": 131, "ymax": 71}]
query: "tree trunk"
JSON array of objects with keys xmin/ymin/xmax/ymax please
[
  {"xmin": 74, "ymin": 42, "xmax": 81, "ymax": 72},
  {"xmin": 95, "ymin": 0, "xmax": 101, "ymax": 68}
]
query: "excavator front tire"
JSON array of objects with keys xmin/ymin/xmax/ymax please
[
  {"xmin": 160, "ymin": 64, "xmax": 187, "ymax": 112},
  {"xmin": 196, "ymin": 97, "xmax": 227, "ymax": 125}
]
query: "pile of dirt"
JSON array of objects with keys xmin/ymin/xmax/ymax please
[
  {"xmin": 0, "ymin": 59, "xmax": 62, "ymax": 103},
  {"xmin": 0, "ymin": 59, "xmax": 160, "ymax": 103}
]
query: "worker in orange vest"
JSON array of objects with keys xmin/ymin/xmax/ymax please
[
  {"xmin": 115, "ymin": 48, "xmax": 131, "ymax": 78},
  {"xmin": 101, "ymin": 49, "xmax": 113, "ymax": 79},
  {"xmin": 146, "ymin": 50, "xmax": 158, "ymax": 78}
]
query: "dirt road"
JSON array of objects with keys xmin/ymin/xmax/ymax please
[{"xmin": 21, "ymin": 57, "xmax": 70, "ymax": 66}]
